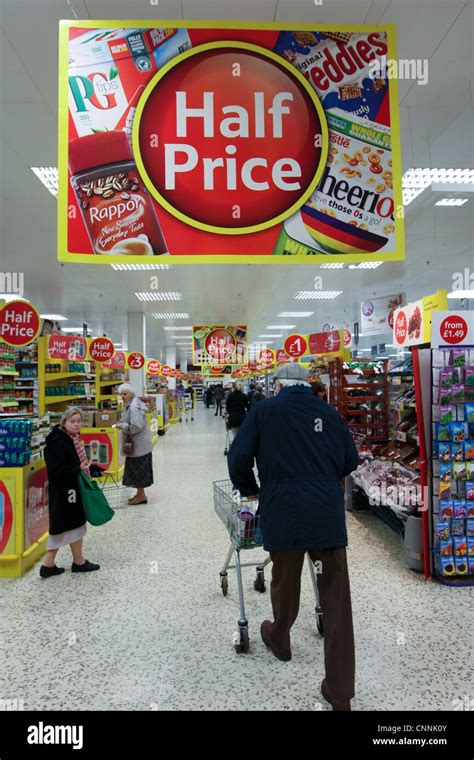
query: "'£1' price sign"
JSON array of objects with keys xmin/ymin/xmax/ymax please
[{"xmin": 284, "ymin": 334, "xmax": 307, "ymax": 358}]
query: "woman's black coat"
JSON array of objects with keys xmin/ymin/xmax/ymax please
[
  {"xmin": 226, "ymin": 390, "xmax": 249, "ymax": 428},
  {"xmin": 44, "ymin": 425, "xmax": 86, "ymax": 535}
]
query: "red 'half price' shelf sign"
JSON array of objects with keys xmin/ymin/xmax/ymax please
[{"xmin": 0, "ymin": 300, "xmax": 41, "ymax": 347}]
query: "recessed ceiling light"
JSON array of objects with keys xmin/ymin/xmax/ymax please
[
  {"xmin": 435, "ymin": 198, "xmax": 469, "ymax": 207},
  {"xmin": 152, "ymin": 313, "xmax": 190, "ymax": 319},
  {"xmin": 258, "ymin": 334, "xmax": 282, "ymax": 338},
  {"xmin": 448, "ymin": 290, "xmax": 474, "ymax": 298},
  {"xmin": 111, "ymin": 263, "xmax": 173, "ymax": 270},
  {"xmin": 135, "ymin": 292, "xmax": 183, "ymax": 302},
  {"xmin": 266, "ymin": 325, "xmax": 295, "ymax": 330},
  {"xmin": 163, "ymin": 326, "xmax": 192, "ymax": 331},
  {"xmin": 0, "ymin": 295, "xmax": 28, "ymax": 303},
  {"xmin": 61, "ymin": 327, "xmax": 87, "ymax": 333},
  {"xmin": 294, "ymin": 291, "xmax": 342, "ymax": 300},
  {"xmin": 320, "ymin": 263, "xmax": 345, "ymax": 269},
  {"xmin": 277, "ymin": 311, "xmax": 314, "ymax": 318},
  {"xmin": 31, "ymin": 167, "xmax": 58, "ymax": 197},
  {"xmin": 40, "ymin": 314, "xmax": 68, "ymax": 321},
  {"xmin": 402, "ymin": 168, "xmax": 474, "ymax": 205}
]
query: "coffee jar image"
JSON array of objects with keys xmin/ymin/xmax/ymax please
[{"xmin": 69, "ymin": 131, "xmax": 168, "ymax": 256}]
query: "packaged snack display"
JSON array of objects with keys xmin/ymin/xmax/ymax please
[
  {"xmin": 453, "ymin": 500, "xmax": 467, "ymax": 519},
  {"xmin": 439, "ymin": 500, "xmax": 454, "ymax": 519},
  {"xmin": 452, "ymin": 349, "xmax": 466, "ymax": 367},
  {"xmin": 455, "ymin": 557, "xmax": 468, "ymax": 575},
  {"xmin": 465, "ymin": 440, "xmax": 474, "ymax": 460},
  {"xmin": 439, "ymin": 406, "xmax": 455, "ymax": 424},
  {"xmin": 436, "ymin": 555, "xmax": 455, "ymax": 576},
  {"xmin": 438, "ymin": 442, "xmax": 451, "ymax": 462},
  {"xmin": 453, "ymin": 536, "xmax": 467, "ymax": 557},
  {"xmin": 436, "ymin": 521, "xmax": 450, "ymax": 541},
  {"xmin": 466, "ymin": 481, "xmax": 474, "ymax": 500},
  {"xmin": 452, "ymin": 384, "xmax": 464, "ymax": 404},
  {"xmin": 466, "ymin": 519, "xmax": 474, "ymax": 537},
  {"xmin": 468, "ymin": 503, "xmax": 474, "ymax": 517},
  {"xmin": 465, "ymin": 404, "xmax": 474, "ymax": 423},
  {"xmin": 467, "ymin": 538, "xmax": 474, "ymax": 557},
  {"xmin": 440, "ymin": 539, "xmax": 454, "ymax": 557},
  {"xmin": 451, "ymin": 443, "xmax": 464, "ymax": 462},
  {"xmin": 469, "ymin": 559, "xmax": 474, "ymax": 575},
  {"xmin": 439, "ymin": 368, "xmax": 454, "ymax": 387},
  {"xmin": 451, "ymin": 519, "xmax": 465, "ymax": 537},
  {"xmin": 439, "ymin": 480, "xmax": 452, "ymax": 500},
  {"xmin": 439, "ymin": 463, "xmax": 452, "ymax": 482},
  {"xmin": 436, "ymin": 423, "xmax": 451, "ymax": 441},
  {"xmin": 453, "ymin": 462, "xmax": 467, "ymax": 480},
  {"xmin": 439, "ymin": 387, "xmax": 452, "ymax": 406},
  {"xmin": 451, "ymin": 422, "xmax": 466, "ymax": 442}
]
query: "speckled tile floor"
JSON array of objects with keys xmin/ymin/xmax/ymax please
[{"xmin": 1, "ymin": 406, "xmax": 473, "ymax": 711}]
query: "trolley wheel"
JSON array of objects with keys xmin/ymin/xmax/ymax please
[
  {"xmin": 254, "ymin": 570, "xmax": 266, "ymax": 593},
  {"xmin": 220, "ymin": 575, "xmax": 228, "ymax": 596},
  {"xmin": 316, "ymin": 608, "xmax": 324, "ymax": 637},
  {"xmin": 234, "ymin": 627, "xmax": 249, "ymax": 654}
]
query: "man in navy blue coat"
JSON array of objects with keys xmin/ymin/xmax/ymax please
[{"xmin": 228, "ymin": 362, "xmax": 359, "ymax": 710}]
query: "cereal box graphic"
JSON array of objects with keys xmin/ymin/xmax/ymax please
[{"xmin": 273, "ymin": 30, "xmax": 389, "ymax": 123}]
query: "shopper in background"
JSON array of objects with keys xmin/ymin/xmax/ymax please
[
  {"xmin": 41, "ymin": 407, "xmax": 101, "ymax": 578},
  {"xmin": 204, "ymin": 386, "xmax": 213, "ymax": 408},
  {"xmin": 247, "ymin": 383, "xmax": 256, "ymax": 406},
  {"xmin": 227, "ymin": 364, "xmax": 359, "ymax": 711},
  {"xmin": 251, "ymin": 384, "xmax": 265, "ymax": 406},
  {"xmin": 226, "ymin": 382, "xmax": 249, "ymax": 443},
  {"xmin": 213, "ymin": 383, "xmax": 225, "ymax": 416},
  {"xmin": 311, "ymin": 379, "xmax": 328, "ymax": 402},
  {"xmin": 117, "ymin": 383, "xmax": 153, "ymax": 505}
]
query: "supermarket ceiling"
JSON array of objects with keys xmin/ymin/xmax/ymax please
[{"xmin": 0, "ymin": 0, "xmax": 473, "ymax": 361}]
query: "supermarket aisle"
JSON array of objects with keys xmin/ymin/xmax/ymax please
[{"xmin": 2, "ymin": 403, "xmax": 473, "ymax": 712}]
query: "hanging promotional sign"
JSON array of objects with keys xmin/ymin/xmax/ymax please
[
  {"xmin": 393, "ymin": 291, "xmax": 449, "ymax": 348},
  {"xmin": 89, "ymin": 337, "xmax": 115, "ymax": 363},
  {"xmin": 193, "ymin": 325, "xmax": 247, "ymax": 365},
  {"xmin": 127, "ymin": 351, "xmax": 145, "ymax": 369},
  {"xmin": 103, "ymin": 351, "xmax": 127, "ymax": 370},
  {"xmin": 430, "ymin": 311, "xmax": 474, "ymax": 348},
  {"xmin": 284, "ymin": 334, "xmax": 308, "ymax": 358},
  {"xmin": 308, "ymin": 329, "xmax": 342, "ymax": 355},
  {"xmin": 260, "ymin": 349, "xmax": 275, "ymax": 368},
  {"xmin": 58, "ymin": 20, "xmax": 403, "ymax": 264},
  {"xmin": 276, "ymin": 349, "xmax": 296, "ymax": 364},
  {"xmin": 146, "ymin": 359, "xmax": 161, "ymax": 375},
  {"xmin": 48, "ymin": 335, "xmax": 88, "ymax": 360},
  {"xmin": 0, "ymin": 301, "xmax": 41, "ymax": 347},
  {"xmin": 161, "ymin": 365, "xmax": 172, "ymax": 377},
  {"xmin": 361, "ymin": 293, "xmax": 405, "ymax": 337}
]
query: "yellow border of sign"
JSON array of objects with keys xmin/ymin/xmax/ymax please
[
  {"xmin": 0, "ymin": 300, "xmax": 41, "ymax": 347},
  {"xmin": 58, "ymin": 20, "xmax": 404, "ymax": 264},
  {"xmin": 132, "ymin": 41, "xmax": 329, "ymax": 235}
]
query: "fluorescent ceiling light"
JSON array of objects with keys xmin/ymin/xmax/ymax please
[
  {"xmin": 448, "ymin": 290, "xmax": 474, "ymax": 298},
  {"xmin": 111, "ymin": 263, "xmax": 173, "ymax": 270},
  {"xmin": 135, "ymin": 292, "xmax": 183, "ymax": 301},
  {"xmin": 163, "ymin": 326, "xmax": 192, "ymax": 331},
  {"xmin": 266, "ymin": 325, "xmax": 295, "ymax": 330},
  {"xmin": 294, "ymin": 290, "xmax": 342, "ymax": 300},
  {"xmin": 435, "ymin": 198, "xmax": 469, "ymax": 207},
  {"xmin": 31, "ymin": 167, "xmax": 58, "ymax": 197},
  {"xmin": 61, "ymin": 327, "xmax": 86, "ymax": 333},
  {"xmin": 258, "ymin": 334, "xmax": 282, "ymax": 338},
  {"xmin": 320, "ymin": 263, "xmax": 344, "ymax": 269},
  {"xmin": 40, "ymin": 314, "xmax": 68, "ymax": 321},
  {"xmin": 277, "ymin": 311, "xmax": 314, "ymax": 318},
  {"xmin": 152, "ymin": 312, "xmax": 190, "ymax": 319}
]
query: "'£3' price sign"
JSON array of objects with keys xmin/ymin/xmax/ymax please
[{"xmin": 128, "ymin": 352, "xmax": 145, "ymax": 370}]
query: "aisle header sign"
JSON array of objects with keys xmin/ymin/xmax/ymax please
[
  {"xmin": 393, "ymin": 290, "xmax": 448, "ymax": 347},
  {"xmin": 431, "ymin": 311, "xmax": 474, "ymax": 348},
  {"xmin": 193, "ymin": 325, "xmax": 247, "ymax": 365},
  {"xmin": 360, "ymin": 293, "xmax": 405, "ymax": 337},
  {"xmin": 58, "ymin": 20, "xmax": 404, "ymax": 264}
]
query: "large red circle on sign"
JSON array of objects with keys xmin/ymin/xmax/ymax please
[
  {"xmin": 205, "ymin": 329, "xmax": 236, "ymax": 361},
  {"xmin": 161, "ymin": 365, "xmax": 171, "ymax": 377},
  {"xmin": 395, "ymin": 310, "xmax": 407, "ymax": 345},
  {"xmin": 284, "ymin": 334, "xmax": 308, "ymax": 358},
  {"xmin": 90, "ymin": 338, "xmax": 115, "ymax": 362},
  {"xmin": 439, "ymin": 315, "xmax": 468, "ymax": 345},
  {"xmin": 343, "ymin": 329, "xmax": 352, "ymax": 346},
  {"xmin": 128, "ymin": 352, "xmax": 145, "ymax": 370},
  {"xmin": 136, "ymin": 43, "xmax": 326, "ymax": 232},
  {"xmin": 147, "ymin": 360, "xmax": 161, "ymax": 375},
  {"xmin": 0, "ymin": 301, "xmax": 40, "ymax": 347}
]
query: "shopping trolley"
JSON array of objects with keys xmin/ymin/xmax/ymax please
[
  {"xmin": 184, "ymin": 394, "xmax": 194, "ymax": 422},
  {"xmin": 213, "ymin": 479, "xmax": 324, "ymax": 654},
  {"xmin": 223, "ymin": 414, "xmax": 231, "ymax": 456},
  {"xmin": 97, "ymin": 471, "xmax": 133, "ymax": 510}
]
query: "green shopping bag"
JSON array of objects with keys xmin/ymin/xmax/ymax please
[{"xmin": 78, "ymin": 471, "xmax": 115, "ymax": 526}]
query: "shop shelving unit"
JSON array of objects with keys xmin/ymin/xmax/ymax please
[
  {"xmin": 37, "ymin": 336, "xmax": 96, "ymax": 415},
  {"xmin": 95, "ymin": 366, "xmax": 126, "ymax": 408},
  {"xmin": 328, "ymin": 358, "xmax": 389, "ymax": 443}
]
